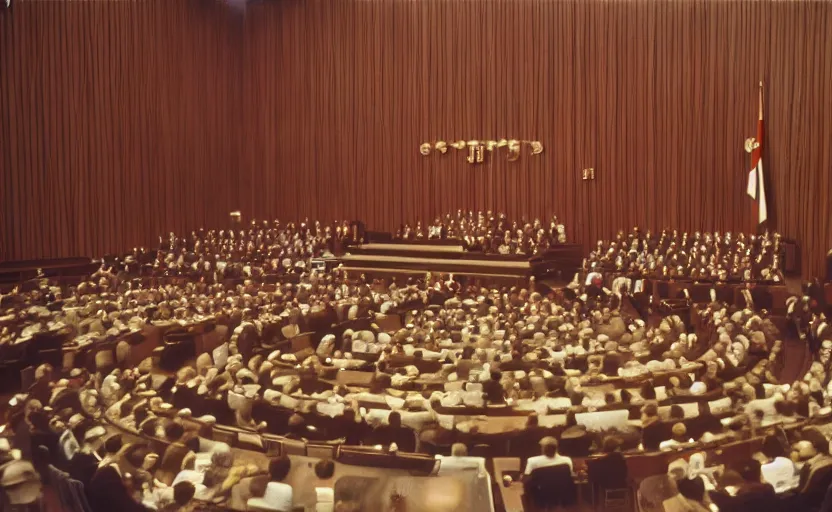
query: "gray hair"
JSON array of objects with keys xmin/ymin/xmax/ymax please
[{"xmin": 211, "ymin": 447, "xmax": 234, "ymax": 468}]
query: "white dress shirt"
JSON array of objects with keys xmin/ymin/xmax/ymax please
[{"xmin": 524, "ymin": 454, "xmax": 573, "ymax": 475}]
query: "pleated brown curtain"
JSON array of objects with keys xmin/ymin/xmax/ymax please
[
  {"xmin": 3, "ymin": 0, "xmax": 832, "ymax": 278},
  {"xmin": 0, "ymin": 0, "xmax": 243, "ymax": 260},
  {"xmin": 241, "ymin": 0, "xmax": 832, "ymax": 278}
]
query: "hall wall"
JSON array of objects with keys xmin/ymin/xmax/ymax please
[
  {"xmin": 3, "ymin": 0, "xmax": 832, "ymax": 278},
  {"xmin": 0, "ymin": 0, "xmax": 243, "ymax": 261},
  {"xmin": 241, "ymin": 0, "xmax": 832, "ymax": 277}
]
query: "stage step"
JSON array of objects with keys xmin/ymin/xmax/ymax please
[
  {"xmin": 340, "ymin": 254, "xmax": 531, "ymax": 276},
  {"xmin": 347, "ymin": 246, "xmax": 530, "ymax": 261},
  {"xmin": 340, "ymin": 266, "xmax": 530, "ymax": 285},
  {"xmin": 358, "ymin": 242, "xmax": 465, "ymax": 253}
]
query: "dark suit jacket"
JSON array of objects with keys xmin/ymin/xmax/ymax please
[
  {"xmin": 587, "ymin": 452, "xmax": 628, "ymax": 488},
  {"xmin": 798, "ymin": 457, "xmax": 832, "ymax": 509},
  {"xmin": 686, "ymin": 412, "xmax": 723, "ymax": 441},
  {"xmin": 602, "ymin": 352, "xmax": 623, "ymax": 376},
  {"xmin": 642, "ymin": 421, "xmax": 671, "ymax": 451},
  {"xmin": 482, "ymin": 380, "xmax": 505, "ymax": 404},
  {"xmin": 365, "ymin": 425, "xmax": 416, "ymax": 453},
  {"xmin": 709, "ymin": 483, "xmax": 783, "ymax": 512},
  {"xmin": 88, "ymin": 465, "xmax": 149, "ymax": 512},
  {"xmin": 523, "ymin": 464, "xmax": 577, "ymax": 509}
]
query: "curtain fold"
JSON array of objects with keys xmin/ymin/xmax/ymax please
[
  {"xmin": 2, "ymin": 0, "xmax": 832, "ymax": 278},
  {"xmin": 0, "ymin": 0, "xmax": 243, "ymax": 260},
  {"xmin": 242, "ymin": 0, "xmax": 832, "ymax": 278}
]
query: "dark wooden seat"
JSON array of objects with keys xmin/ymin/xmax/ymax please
[{"xmin": 522, "ymin": 463, "xmax": 577, "ymax": 511}]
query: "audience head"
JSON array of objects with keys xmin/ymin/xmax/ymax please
[
  {"xmin": 288, "ymin": 414, "xmax": 305, "ymax": 429},
  {"xmin": 669, "ymin": 404, "xmax": 685, "ymax": 420},
  {"xmin": 140, "ymin": 418, "xmax": 157, "ymax": 437},
  {"xmin": 451, "ymin": 443, "xmax": 468, "ymax": 457},
  {"xmin": 738, "ymin": 459, "xmax": 762, "ymax": 483},
  {"xmin": 671, "ymin": 423, "xmax": 687, "ymax": 442},
  {"xmin": 103, "ymin": 434, "xmax": 123, "ymax": 455},
  {"xmin": 268, "ymin": 456, "xmax": 292, "ymax": 482},
  {"xmin": 173, "ymin": 481, "xmax": 196, "ymax": 506},
  {"xmin": 387, "ymin": 411, "xmax": 401, "ymax": 429},
  {"xmin": 164, "ymin": 421, "xmax": 185, "ymax": 442},
  {"xmin": 761, "ymin": 434, "xmax": 785, "ymax": 459},
  {"xmin": 677, "ymin": 475, "xmax": 706, "ymax": 502},
  {"xmin": 602, "ymin": 436, "xmax": 623, "ymax": 454},
  {"xmin": 801, "ymin": 428, "xmax": 830, "ymax": 456},
  {"xmin": 540, "ymin": 437, "xmax": 558, "ymax": 458},
  {"xmin": 314, "ymin": 459, "xmax": 335, "ymax": 480},
  {"xmin": 211, "ymin": 447, "xmax": 234, "ymax": 468},
  {"xmin": 640, "ymin": 381, "xmax": 657, "ymax": 400}
]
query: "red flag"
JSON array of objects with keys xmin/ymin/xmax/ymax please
[{"xmin": 746, "ymin": 83, "xmax": 767, "ymax": 226}]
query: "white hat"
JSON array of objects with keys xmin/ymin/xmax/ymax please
[
  {"xmin": 83, "ymin": 425, "xmax": 107, "ymax": 442},
  {"xmin": 0, "ymin": 461, "xmax": 40, "ymax": 505},
  {"xmin": 690, "ymin": 382, "xmax": 707, "ymax": 395},
  {"xmin": 68, "ymin": 414, "xmax": 85, "ymax": 429}
]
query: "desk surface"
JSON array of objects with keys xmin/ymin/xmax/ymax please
[{"xmin": 493, "ymin": 457, "xmax": 524, "ymax": 512}]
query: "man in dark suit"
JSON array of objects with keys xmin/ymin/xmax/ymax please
[
  {"xmin": 366, "ymin": 412, "xmax": 416, "ymax": 452},
  {"xmin": 587, "ymin": 436, "xmax": 627, "ymax": 489},
  {"xmin": 482, "ymin": 371, "xmax": 505, "ymax": 404},
  {"xmin": 709, "ymin": 461, "xmax": 783, "ymax": 512},
  {"xmin": 795, "ymin": 435, "xmax": 832, "ymax": 508}
]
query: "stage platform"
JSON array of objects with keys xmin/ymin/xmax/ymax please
[{"xmin": 340, "ymin": 239, "xmax": 583, "ymax": 284}]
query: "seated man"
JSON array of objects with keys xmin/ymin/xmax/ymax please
[
  {"xmin": 247, "ymin": 456, "xmax": 293, "ymax": 512},
  {"xmin": 158, "ymin": 481, "xmax": 196, "ymax": 512},
  {"xmin": 756, "ymin": 435, "xmax": 797, "ymax": 493},
  {"xmin": 587, "ymin": 436, "xmax": 627, "ymax": 488},
  {"xmin": 436, "ymin": 443, "xmax": 486, "ymax": 476},
  {"xmin": 365, "ymin": 412, "xmax": 416, "ymax": 453},
  {"xmin": 156, "ymin": 422, "xmax": 195, "ymax": 486},
  {"xmin": 524, "ymin": 437, "xmax": 573, "ymax": 477},
  {"xmin": 709, "ymin": 461, "xmax": 783, "ymax": 512},
  {"xmin": 659, "ymin": 423, "xmax": 690, "ymax": 451},
  {"xmin": 482, "ymin": 371, "xmax": 506, "ymax": 404},
  {"xmin": 797, "ymin": 431, "xmax": 832, "ymax": 491}
]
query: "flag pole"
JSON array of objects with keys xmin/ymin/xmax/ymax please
[
  {"xmin": 756, "ymin": 80, "xmax": 767, "ymax": 231},
  {"xmin": 759, "ymin": 81, "xmax": 763, "ymax": 121}
]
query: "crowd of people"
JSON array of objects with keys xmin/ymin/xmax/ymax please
[
  {"xmin": 106, "ymin": 219, "xmax": 357, "ymax": 283},
  {"xmin": 1, "ymin": 218, "xmax": 831, "ymax": 512},
  {"xmin": 585, "ymin": 228, "xmax": 785, "ymax": 283},
  {"xmin": 394, "ymin": 211, "xmax": 568, "ymax": 256}
]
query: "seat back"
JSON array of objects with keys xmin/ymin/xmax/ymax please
[
  {"xmin": 48, "ymin": 464, "xmax": 78, "ymax": 512},
  {"xmin": 281, "ymin": 438, "xmax": 307, "ymax": 456},
  {"xmin": 20, "ymin": 366, "xmax": 35, "ymax": 391},
  {"xmin": 523, "ymin": 463, "xmax": 576, "ymax": 509},
  {"xmin": 67, "ymin": 477, "xmax": 92, "ymax": 512},
  {"xmin": 587, "ymin": 452, "xmax": 628, "ymax": 488},
  {"xmin": 800, "ymin": 461, "xmax": 832, "ymax": 509}
]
